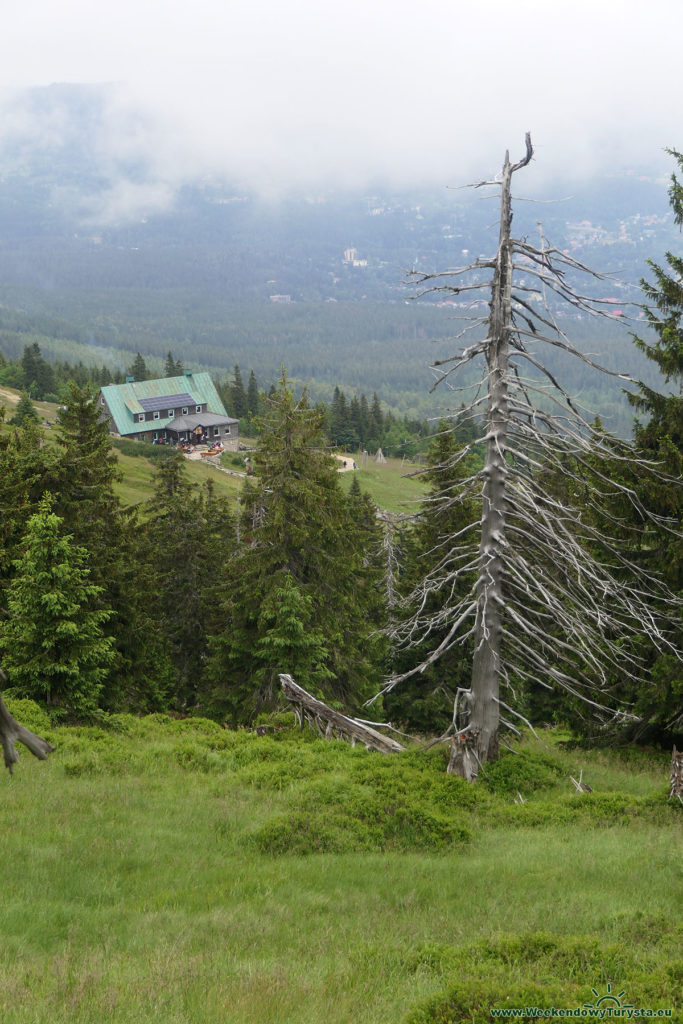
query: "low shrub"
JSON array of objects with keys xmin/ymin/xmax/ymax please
[
  {"xmin": 404, "ymin": 930, "xmax": 680, "ymax": 1023},
  {"xmin": 481, "ymin": 749, "xmax": 564, "ymax": 795},
  {"xmin": 247, "ymin": 775, "xmax": 472, "ymax": 855},
  {"xmin": 111, "ymin": 438, "xmax": 172, "ymax": 463},
  {"xmin": 405, "ymin": 979, "xmax": 587, "ymax": 1024}
]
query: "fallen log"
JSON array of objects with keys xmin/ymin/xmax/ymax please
[
  {"xmin": 0, "ymin": 668, "xmax": 55, "ymax": 775},
  {"xmin": 279, "ymin": 674, "xmax": 404, "ymax": 754}
]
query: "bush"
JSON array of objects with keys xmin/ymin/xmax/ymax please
[
  {"xmin": 247, "ymin": 773, "xmax": 472, "ymax": 855},
  {"xmin": 482, "ymin": 749, "xmax": 564, "ymax": 796},
  {"xmin": 403, "ymin": 929, "xmax": 681, "ymax": 1023},
  {"xmin": 111, "ymin": 438, "xmax": 173, "ymax": 463}
]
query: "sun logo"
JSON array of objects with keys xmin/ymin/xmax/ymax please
[{"xmin": 584, "ymin": 984, "xmax": 634, "ymax": 1012}]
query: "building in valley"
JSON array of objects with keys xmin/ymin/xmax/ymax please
[{"xmin": 99, "ymin": 371, "xmax": 239, "ymax": 449}]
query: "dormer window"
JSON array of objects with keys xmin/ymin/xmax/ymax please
[
  {"xmin": 153, "ymin": 411, "xmax": 160, "ymax": 420},
  {"xmin": 196, "ymin": 405, "xmax": 202, "ymax": 413},
  {"xmin": 137, "ymin": 414, "xmax": 145, "ymax": 423},
  {"xmin": 182, "ymin": 407, "xmax": 189, "ymax": 415},
  {"xmin": 168, "ymin": 409, "xmax": 174, "ymax": 418}
]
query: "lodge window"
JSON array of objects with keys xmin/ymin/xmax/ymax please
[
  {"xmin": 224, "ymin": 425, "xmax": 231, "ymax": 434},
  {"xmin": 168, "ymin": 409, "xmax": 174, "ymax": 418},
  {"xmin": 213, "ymin": 427, "xmax": 220, "ymax": 436},
  {"xmin": 182, "ymin": 407, "xmax": 188, "ymax": 415},
  {"xmin": 196, "ymin": 405, "xmax": 202, "ymax": 413},
  {"xmin": 137, "ymin": 414, "xmax": 145, "ymax": 423},
  {"xmin": 153, "ymin": 411, "xmax": 160, "ymax": 420}
]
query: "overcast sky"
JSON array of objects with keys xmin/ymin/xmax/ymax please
[{"xmin": 1, "ymin": 0, "xmax": 681, "ymax": 192}]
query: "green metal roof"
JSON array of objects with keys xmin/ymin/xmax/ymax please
[{"xmin": 100, "ymin": 372, "xmax": 229, "ymax": 437}]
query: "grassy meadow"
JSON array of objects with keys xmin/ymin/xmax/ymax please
[{"xmin": 0, "ymin": 705, "xmax": 680, "ymax": 1024}]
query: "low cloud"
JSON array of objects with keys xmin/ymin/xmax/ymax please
[{"xmin": 0, "ymin": 0, "xmax": 680, "ymax": 221}]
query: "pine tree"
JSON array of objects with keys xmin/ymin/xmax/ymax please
[
  {"xmin": 21, "ymin": 343, "xmax": 55, "ymax": 399},
  {"xmin": 0, "ymin": 496, "xmax": 115, "ymax": 718},
  {"xmin": 231, "ymin": 365, "xmax": 248, "ymax": 419},
  {"xmin": 9, "ymin": 390, "xmax": 39, "ymax": 426},
  {"xmin": 206, "ymin": 373, "xmax": 384, "ymax": 722},
  {"xmin": 629, "ymin": 148, "xmax": 683, "ymax": 524},
  {"xmin": 358, "ymin": 393, "xmax": 371, "ymax": 443},
  {"xmin": 616, "ymin": 149, "xmax": 683, "ymax": 738},
  {"xmin": 129, "ymin": 353, "xmax": 149, "ymax": 381},
  {"xmin": 142, "ymin": 455, "xmax": 234, "ymax": 709},
  {"xmin": 54, "ymin": 383, "xmax": 169, "ymax": 711},
  {"xmin": 369, "ymin": 392, "xmax": 384, "ymax": 447},
  {"xmin": 0, "ymin": 421, "xmax": 59, "ymax": 613},
  {"xmin": 247, "ymin": 370, "xmax": 260, "ymax": 417},
  {"xmin": 164, "ymin": 351, "xmax": 184, "ymax": 377}
]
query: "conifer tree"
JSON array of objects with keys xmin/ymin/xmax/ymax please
[
  {"xmin": 164, "ymin": 350, "xmax": 184, "ymax": 377},
  {"xmin": 129, "ymin": 352, "xmax": 149, "ymax": 381},
  {"xmin": 614, "ymin": 148, "xmax": 683, "ymax": 737},
  {"xmin": 0, "ymin": 421, "xmax": 59, "ymax": 613},
  {"xmin": 206, "ymin": 373, "xmax": 384, "ymax": 722},
  {"xmin": 0, "ymin": 497, "xmax": 114, "ymax": 718},
  {"xmin": 369, "ymin": 392, "xmax": 384, "ymax": 443},
  {"xmin": 9, "ymin": 390, "xmax": 39, "ymax": 426},
  {"xmin": 247, "ymin": 370, "xmax": 260, "ymax": 417},
  {"xmin": 142, "ymin": 455, "xmax": 234, "ymax": 709},
  {"xmin": 231, "ymin": 365, "xmax": 248, "ymax": 419},
  {"xmin": 21, "ymin": 343, "xmax": 55, "ymax": 399},
  {"xmin": 54, "ymin": 383, "xmax": 169, "ymax": 710}
]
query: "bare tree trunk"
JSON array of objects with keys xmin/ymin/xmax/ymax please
[
  {"xmin": 460, "ymin": 141, "xmax": 532, "ymax": 778},
  {"xmin": 0, "ymin": 669, "xmax": 55, "ymax": 774}
]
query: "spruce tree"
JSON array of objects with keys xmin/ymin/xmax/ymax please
[
  {"xmin": 9, "ymin": 390, "xmax": 39, "ymax": 426},
  {"xmin": 129, "ymin": 353, "xmax": 149, "ymax": 381},
  {"xmin": 142, "ymin": 455, "xmax": 234, "ymax": 709},
  {"xmin": 21, "ymin": 343, "xmax": 55, "ymax": 399},
  {"xmin": 206, "ymin": 373, "xmax": 384, "ymax": 722},
  {"xmin": 369, "ymin": 392, "xmax": 384, "ymax": 442},
  {"xmin": 231, "ymin": 365, "xmax": 248, "ymax": 419},
  {"xmin": 0, "ymin": 421, "xmax": 59, "ymax": 614},
  {"xmin": 247, "ymin": 370, "xmax": 260, "ymax": 417},
  {"xmin": 164, "ymin": 351, "xmax": 183, "ymax": 377},
  {"xmin": 618, "ymin": 149, "xmax": 683, "ymax": 737},
  {"xmin": 54, "ymin": 383, "xmax": 169, "ymax": 711},
  {"xmin": 0, "ymin": 497, "xmax": 114, "ymax": 718}
]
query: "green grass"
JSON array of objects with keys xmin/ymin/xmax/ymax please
[
  {"xmin": 0, "ymin": 713, "xmax": 679, "ymax": 1023},
  {"xmin": 338, "ymin": 455, "xmax": 428, "ymax": 513},
  {"xmin": 114, "ymin": 449, "xmax": 243, "ymax": 508}
]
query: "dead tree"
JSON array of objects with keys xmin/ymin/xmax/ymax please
[
  {"xmin": 280, "ymin": 674, "xmax": 404, "ymax": 753},
  {"xmin": 670, "ymin": 747, "xmax": 683, "ymax": 803},
  {"xmin": 0, "ymin": 669, "xmax": 54, "ymax": 774},
  {"xmin": 381, "ymin": 135, "xmax": 681, "ymax": 779}
]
